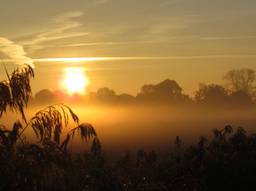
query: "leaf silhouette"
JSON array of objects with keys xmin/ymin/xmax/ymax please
[{"xmin": 24, "ymin": 104, "xmax": 79, "ymax": 144}]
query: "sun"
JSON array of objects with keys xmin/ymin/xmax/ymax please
[{"xmin": 63, "ymin": 67, "xmax": 89, "ymax": 95}]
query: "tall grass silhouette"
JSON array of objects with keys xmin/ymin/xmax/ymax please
[{"xmin": 0, "ymin": 64, "xmax": 101, "ymax": 190}]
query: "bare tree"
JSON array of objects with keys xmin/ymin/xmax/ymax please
[{"xmin": 224, "ymin": 68, "xmax": 256, "ymax": 96}]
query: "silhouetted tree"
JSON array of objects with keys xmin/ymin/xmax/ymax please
[
  {"xmin": 137, "ymin": 79, "xmax": 192, "ymax": 104},
  {"xmin": 89, "ymin": 87, "xmax": 135, "ymax": 105},
  {"xmin": 229, "ymin": 90, "xmax": 253, "ymax": 107},
  {"xmin": 89, "ymin": 87, "xmax": 117, "ymax": 104},
  {"xmin": 118, "ymin": 93, "xmax": 134, "ymax": 103},
  {"xmin": 195, "ymin": 83, "xmax": 229, "ymax": 105},
  {"xmin": 224, "ymin": 68, "xmax": 256, "ymax": 97},
  {"xmin": 139, "ymin": 79, "xmax": 182, "ymax": 97},
  {"xmin": 34, "ymin": 89, "xmax": 56, "ymax": 104},
  {"xmin": 97, "ymin": 87, "xmax": 116, "ymax": 98}
]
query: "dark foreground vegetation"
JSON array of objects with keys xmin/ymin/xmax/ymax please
[
  {"xmin": 1, "ymin": 123, "xmax": 256, "ymax": 191},
  {"xmin": 1, "ymin": 64, "xmax": 256, "ymax": 191}
]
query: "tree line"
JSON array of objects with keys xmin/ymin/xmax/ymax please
[{"xmin": 33, "ymin": 68, "xmax": 256, "ymax": 107}]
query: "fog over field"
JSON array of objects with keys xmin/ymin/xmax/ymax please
[{"xmin": 2, "ymin": 103, "xmax": 256, "ymax": 158}]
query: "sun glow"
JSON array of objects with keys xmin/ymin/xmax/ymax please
[{"xmin": 63, "ymin": 67, "xmax": 89, "ymax": 95}]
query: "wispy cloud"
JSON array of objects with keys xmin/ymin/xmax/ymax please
[
  {"xmin": 33, "ymin": 55, "xmax": 256, "ymax": 63},
  {"xmin": 91, "ymin": 0, "xmax": 110, "ymax": 6},
  {"xmin": 0, "ymin": 37, "xmax": 33, "ymax": 67},
  {"xmin": 200, "ymin": 36, "xmax": 256, "ymax": 41},
  {"xmin": 48, "ymin": 40, "xmax": 169, "ymax": 48},
  {"xmin": 19, "ymin": 11, "xmax": 87, "ymax": 52},
  {"xmin": 42, "ymin": 34, "xmax": 256, "ymax": 49},
  {"xmin": 159, "ymin": 0, "xmax": 184, "ymax": 7}
]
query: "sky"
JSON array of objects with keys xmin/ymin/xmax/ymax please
[{"xmin": 0, "ymin": 0, "xmax": 256, "ymax": 95}]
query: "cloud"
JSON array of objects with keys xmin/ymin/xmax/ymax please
[
  {"xmin": 40, "ymin": 34, "xmax": 256, "ymax": 49},
  {"xmin": 200, "ymin": 36, "xmax": 256, "ymax": 41},
  {"xmin": 19, "ymin": 11, "xmax": 87, "ymax": 52},
  {"xmin": 159, "ymin": 0, "xmax": 183, "ymax": 7},
  {"xmin": 33, "ymin": 55, "xmax": 256, "ymax": 63},
  {"xmin": 0, "ymin": 37, "xmax": 33, "ymax": 67},
  {"xmin": 91, "ymin": 0, "xmax": 109, "ymax": 5},
  {"xmin": 47, "ymin": 40, "xmax": 168, "ymax": 48}
]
